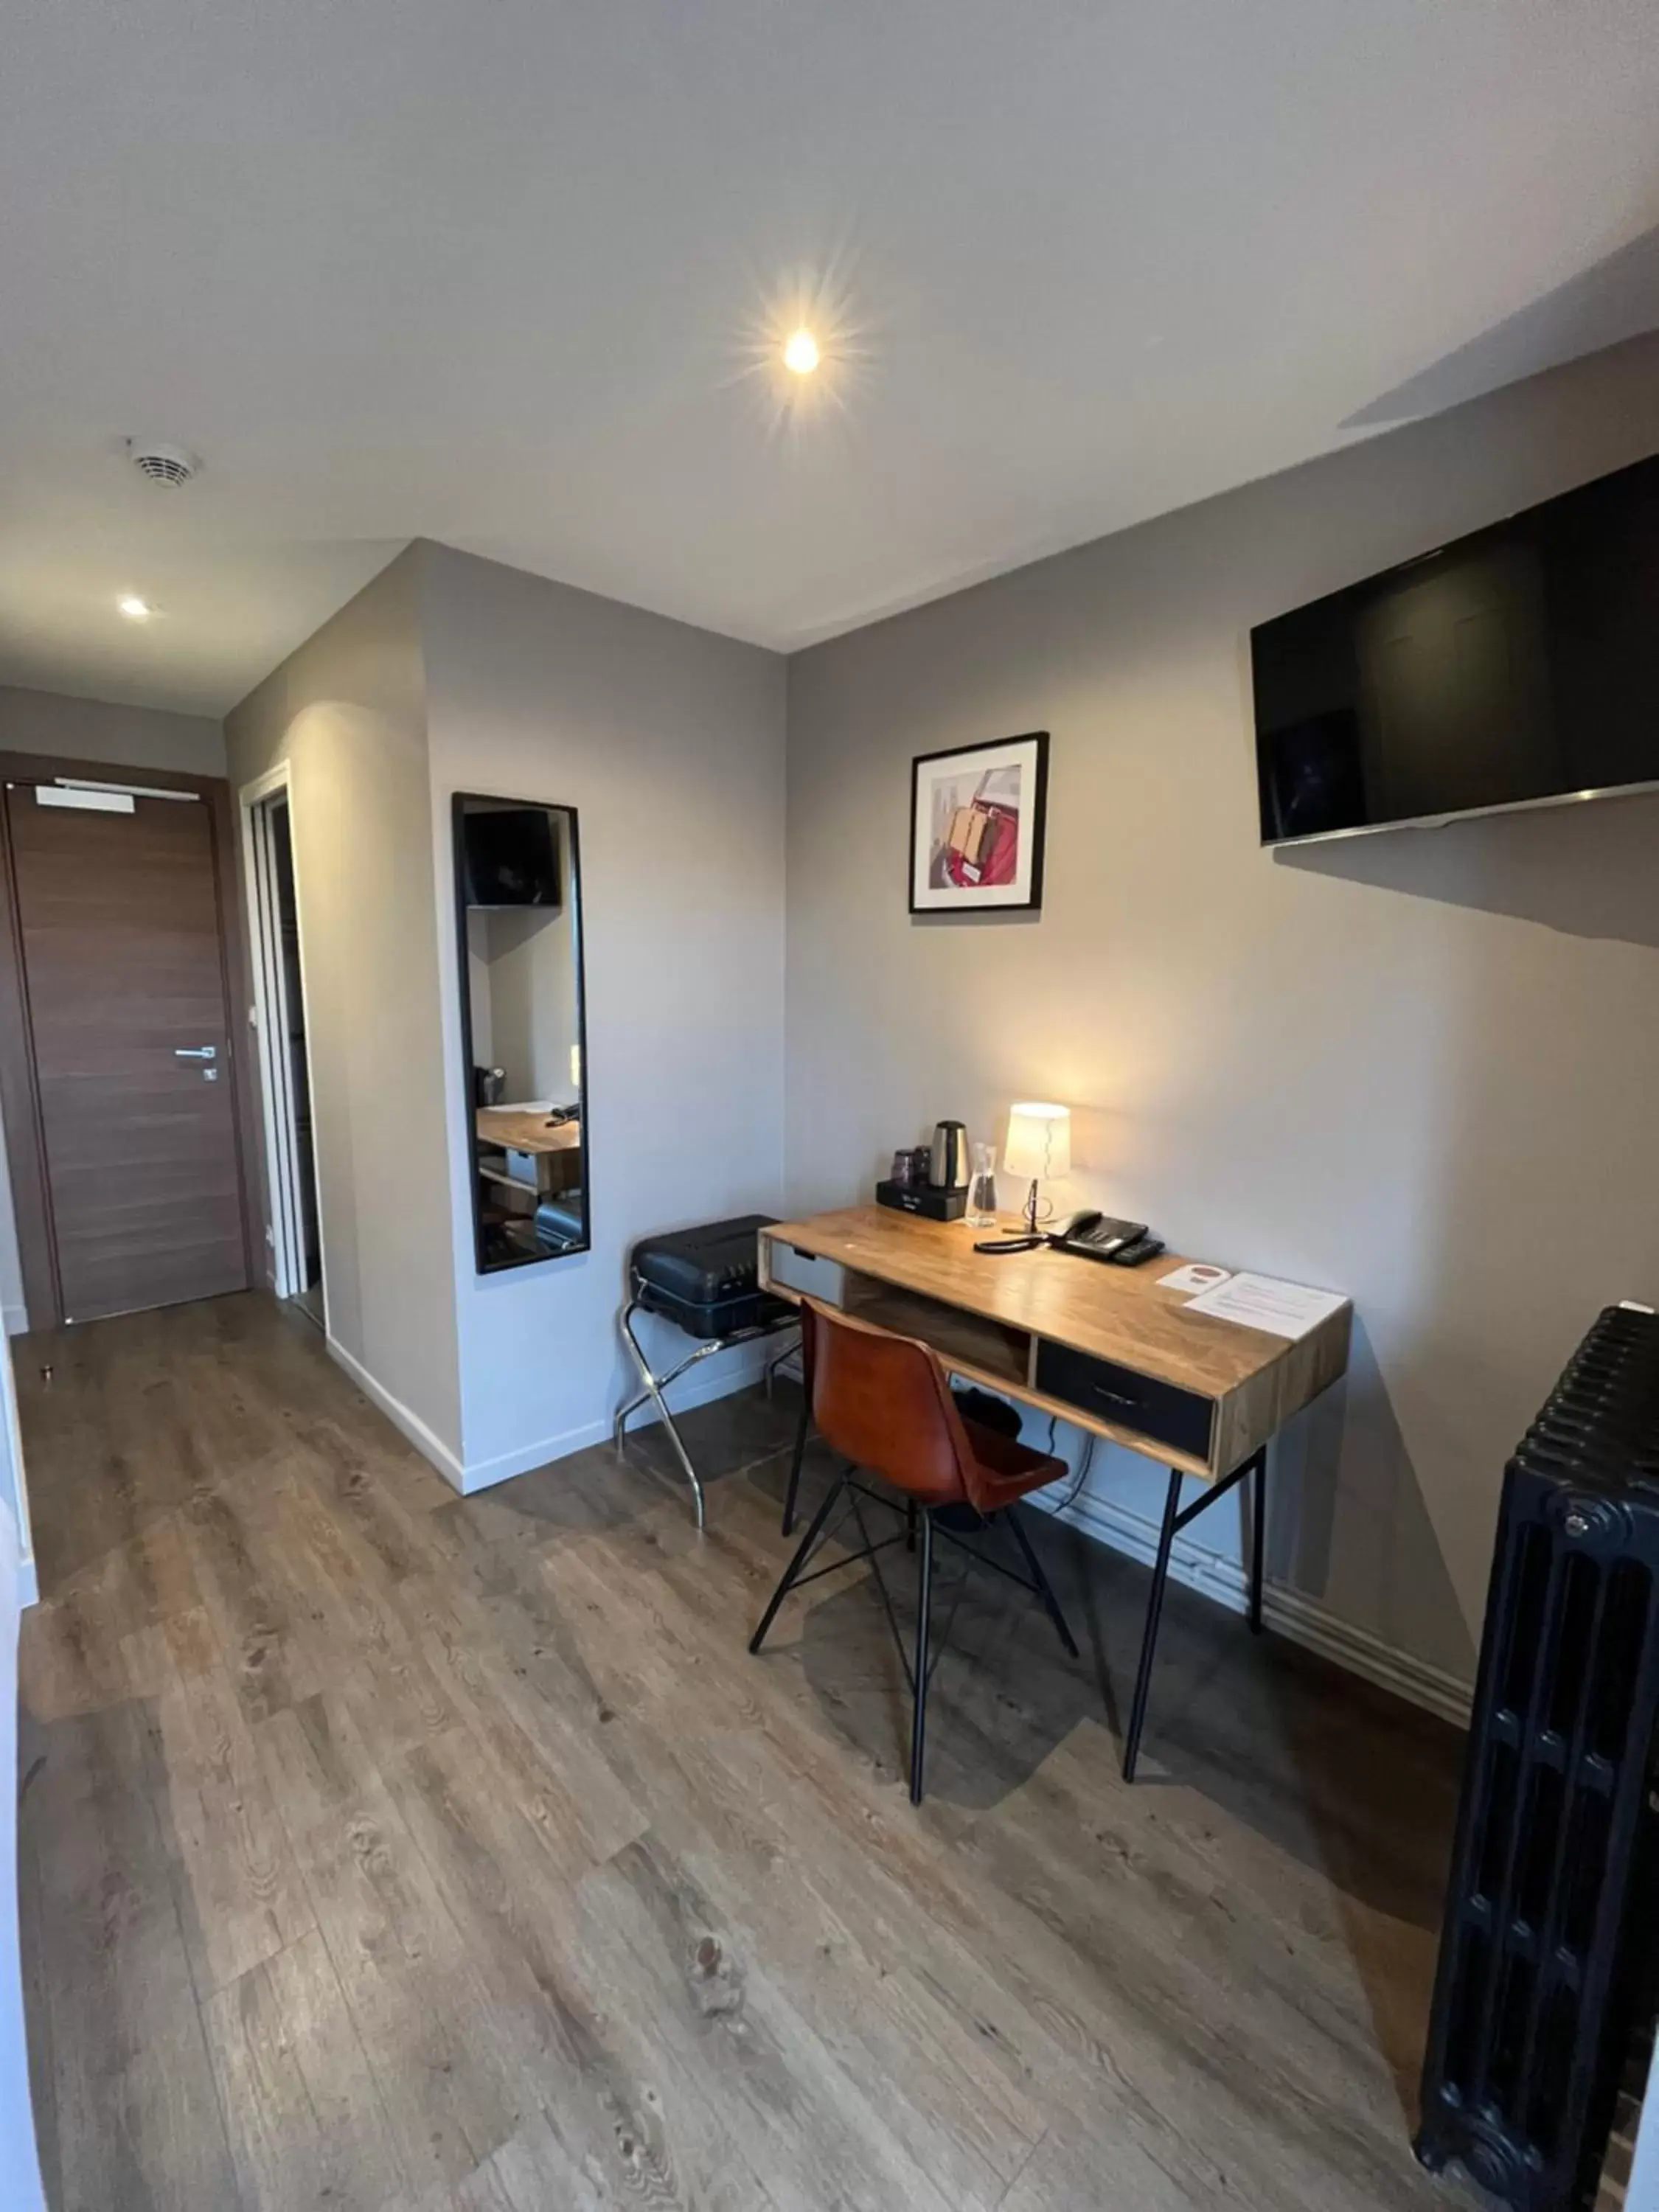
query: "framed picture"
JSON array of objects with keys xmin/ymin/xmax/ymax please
[{"xmin": 909, "ymin": 731, "xmax": 1049, "ymax": 914}]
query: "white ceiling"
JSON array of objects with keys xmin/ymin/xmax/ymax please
[{"xmin": 3, "ymin": 0, "xmax": 1658, "ymax": 717}]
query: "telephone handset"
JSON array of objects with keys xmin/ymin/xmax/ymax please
[{"xmin": 1049, "ymin": 1211, "xmax": 1164, "ymax": 1267}]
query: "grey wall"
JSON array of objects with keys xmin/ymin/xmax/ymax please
[
  {"xmin": 785, "ymin": 333, "xmax": 1659, "ymax": 1705},
  {"xmin": 224, "ymin": 549, "xmax": 464, "ymax": 1469},
  {"xmin": 421, "ymin": 544, "xmax": 787, "ymax": 1487},
  {"xmin": 0, "ymin": 684, "xmax": 228, "ymax": 1330},
  {"xmin": 0, "ymin": 682, "xmax": 224, "ymax": 777}
]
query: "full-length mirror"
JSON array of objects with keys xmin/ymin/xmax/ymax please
[{"xmin": 453, "ymin": 793, "xmax": 589, "ymax": 1270}]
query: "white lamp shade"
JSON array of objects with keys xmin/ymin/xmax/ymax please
[{"xmin": 1003, "ymin": 1102, "xmax": 1071, "ymax": 1183}]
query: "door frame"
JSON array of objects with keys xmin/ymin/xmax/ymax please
[
  {"xmin": 238, "ymin": 762, "xmax": 327, "ymax": 1319},
  {"xmin": 0, "ymin": 751, "xmax": 262, "ymax": 1330}
]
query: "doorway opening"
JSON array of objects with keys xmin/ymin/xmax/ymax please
[{"xmin": 243, "ymin": 773, "xmax": 324, "ymax": 1329}]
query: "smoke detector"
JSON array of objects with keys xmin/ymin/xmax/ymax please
[{"xmin": 127, "ymin": 440, "xmax": 201, "ymax": 489}]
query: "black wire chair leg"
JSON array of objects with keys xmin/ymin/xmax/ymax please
[
  {"xmin": 1249, "ymin": 1447, "xmax": 1267, "ymax": 1634},
  {"xmin": 1006, "ymin": 1509, "xmax": 1079, "ymax": 1658},
  {"xmin": 750, "ymin": 1472, "xmax": 849, "ymax": 1654},
  {"xmin": 779, "ymin": 1386, "xmax": 811, "ymax": 1537},
  {"xmin": 909, "ymin": 1509, "xmax": 934, "ymax": 1804},
  {"xmin": 1123, "ymin": 1468, "xmax": 1183, "ymax": 1782}
]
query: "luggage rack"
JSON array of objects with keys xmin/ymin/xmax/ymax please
[{"xmin": 614, "ymin": 1215, "xmax": 799, "ymax": 1529}]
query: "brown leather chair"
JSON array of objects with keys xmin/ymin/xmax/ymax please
[{"xmin": 750, "ymin": 1297, "xmax": 1079, "ymax": 1802}]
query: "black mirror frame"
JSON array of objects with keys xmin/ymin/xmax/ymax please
[{"xmin": 451, "ymin": 790, "xmax": 591, "ymax": 1273}]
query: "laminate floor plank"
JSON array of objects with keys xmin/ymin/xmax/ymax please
[
  {"xmin": 381, "ymin": 1725, "xmax": 777, "ymax": 2212},
  {"xmin": 254, "ymin": 1691, "xmax": 535, "ymax": 2197},
  {"xmin": 27, "ymin": 1697, "xmax": 240, "ymax": 2211},
  {"xmin": 202, "ymin": 1927, "xmax": 408, "ymax": 2212},
  {"xmin": 144, "ymin": 1624, "xmax": 319, "ymax": 1998},
  {"xmin": 16, "ymin": 1292, "xmax": 1470, "ymax": 2212}
]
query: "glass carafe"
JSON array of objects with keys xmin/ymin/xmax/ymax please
[{"xmin": 966, "ymin": 1141, "xmax": 998, "ymax": 1228}]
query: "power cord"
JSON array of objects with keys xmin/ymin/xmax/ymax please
[{"xmin": 1054, "ymin": 1430, "xmax": 1095, "ymax": 1512}]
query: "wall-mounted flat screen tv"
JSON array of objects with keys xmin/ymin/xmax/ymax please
[
  {"xmin": 460, "ymin": 804, "xmax": 560, "ymax": 908},
  {"xmin": 1252, "ymin": 452, "xmax": 1659, "ymax": 846}
]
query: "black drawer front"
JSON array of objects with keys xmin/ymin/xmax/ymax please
[{"xmin": 1033, "ymin": 1339, "xmax": 1213, "ymax": 1461}]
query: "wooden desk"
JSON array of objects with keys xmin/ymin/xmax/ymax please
[
  {"xmin": 476, "ymin": 1106, "xmax": 581, "ymax": 1156},
  {"xmin": 758, "ymin": 1206, "xmax": 1350, "ymax": 1484},
  {"xmin": 474, "ymin": 1107, "xmax": 581, "ymax": 1199},
  {"xmin": 757, "ymin": 1205, "xmax": 1353, "ymax": 1779}
]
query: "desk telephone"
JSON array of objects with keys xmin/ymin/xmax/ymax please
[{"xmin": 1049, "ymin": 1211, "xmax": 1165, "ymax": 1267}]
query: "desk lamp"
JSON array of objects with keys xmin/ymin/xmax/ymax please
[{"xmin": 977, "ymin": 1102, "xmax": 1070, "ymax": 1254}]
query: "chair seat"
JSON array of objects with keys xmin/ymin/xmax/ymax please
[{"xmin": 959, "ymin": 1416, "xmax": 1068, "ymax": 1512}]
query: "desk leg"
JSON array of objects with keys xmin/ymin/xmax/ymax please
[
  {"xmin": 1123, "ymin": 1470, "xmax": 1183, "ymax": 1783},
  {"xmin": 780, "ymin": 1388, "xmax": 811, "ymax": 1537},
  {"xmin": 1122, "ymin": 1447, "xmax": 1267, "ymax": 1781},
  {"xmin": 1250, "ymin": 1450, "xmax": 1267, "ymax": 1635}
]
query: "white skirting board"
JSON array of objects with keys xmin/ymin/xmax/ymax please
[
  {"xmin": 327, "ymin": 1333, "xmax": 773, "ymax": 1498},
  {"xmin": 1030, "ymin": 1480, "xmax": 1475, "ymax": 1729},
  {"xmin": 461, "ymin": 1346, "xmax": 775, "ymax": 1494},
  {"xmin": 325, "ymin": 1335, "xmax": 467, "ymax": 1490}
]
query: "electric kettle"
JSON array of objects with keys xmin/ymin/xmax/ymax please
[{"xmin": 929, "ymin": 1120, "xmax": 970, "ymax": 1191}]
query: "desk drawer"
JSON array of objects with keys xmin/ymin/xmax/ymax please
[
  {"xmin": 1033, "ymin": 1339, "xmax": 1212, "ymax": 1461},
  {"xmin": 765, "ymin": 1242, "xmax": 847, "ymax": 1308}
]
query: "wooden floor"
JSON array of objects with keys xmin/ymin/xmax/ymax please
[{"xmin": 15, "ymin": 1292, "xmax": 1474, "ymax": 2211}]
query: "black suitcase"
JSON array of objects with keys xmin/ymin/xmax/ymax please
[{"xmin": 630, "ymin": 1215, "xmax": 793, "ymax": 1340}]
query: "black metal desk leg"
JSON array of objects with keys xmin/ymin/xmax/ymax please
[
  {"xmin": 1250, "ymin": 1447, "xmax": 1267, "ymax": 1634},
  {"xmin": 780, "ymin": 1387, "xmax": 811, "ymax": 1537},
  {"xmin": 1123, "ymin": 1468, "xmax": 1184, "ymax": 1782},
  {"xmin": 909, "ymin": 1511, "xmax": 935, "ymax": 1805}
]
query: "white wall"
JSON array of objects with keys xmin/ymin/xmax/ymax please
[
  {"xmin": 0, "ymin": 685, "xmax": 228, "ymax": 1334},
  {"xmin": 785, "ymin": 333, "xmax": 1659, "ymax": 1715},
  {"xmin": 421, "ymin": 544, "xmax": 787, "ymax": 1489},
  {"xmin": 1, "ymin": 1329, "xmax": 46, "ymax": 2212},
  {"xmin": 224, "ymin": 549, "xmax": 465, "ymax": 1474}
]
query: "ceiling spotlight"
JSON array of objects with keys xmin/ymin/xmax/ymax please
[
  {"xmin": 118, "ymin": 595, "xmax": 156, "ymax": 622},
  {"xmin": 782, "ymin": 329, "xmax": 821, "ymax": 375}
]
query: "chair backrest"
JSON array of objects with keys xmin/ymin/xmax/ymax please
[{"xmin": 800, "ymin": 1296, "xmax": 978, "ymax": 1508}]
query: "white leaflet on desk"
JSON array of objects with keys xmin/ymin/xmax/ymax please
[
  {"xmin": 1183, "ymin": 1271, "xmax": 1346, "ymax": 1340},
  {"xmin": 1158, "ymin": 1263, "xmax": 1232, "ymax": 1296}
]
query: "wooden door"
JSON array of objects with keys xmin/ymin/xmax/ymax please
[{"xmin": 4, "ymin": 785, "xmax": 250, "ymax": 1323}]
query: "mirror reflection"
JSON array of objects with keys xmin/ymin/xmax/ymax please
[{"xmin": 453, "ymin": 794, "xmax": 588, "ymax": 1270}]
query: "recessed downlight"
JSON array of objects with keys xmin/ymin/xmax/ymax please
[
  {"xmin": 118, "ymin": 595, "xmax": 156, "ymax": 622},
  {"xmin": 782, "ymin": 328, "xmax": 821, "ymax": 375}
]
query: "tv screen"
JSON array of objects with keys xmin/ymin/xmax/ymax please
[
  {"xmin": 461, "ymin": 806, "xmax": 560, "ymax": 907},
  {"xmin": 1251, "ymin": 453, "xmax": 1659, "ymax": 845}
]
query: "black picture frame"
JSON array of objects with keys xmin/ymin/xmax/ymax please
[
  {"xmin": 451, "ymin": 791, "xmax": 591, "ymax": 1273},
  {"xmin": 908, "ymin": 731, "xmax": 1049, "ymax": 915}
]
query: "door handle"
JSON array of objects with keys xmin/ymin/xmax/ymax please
[{"xmin": 173, "ymin": 1045, "xmax": 218, "ymax": 1060}]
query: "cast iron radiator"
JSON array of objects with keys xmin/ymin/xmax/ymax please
[{"xmin": 1416, "ymin": 1305, "xmax": 1659, "ymax": 2209}]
